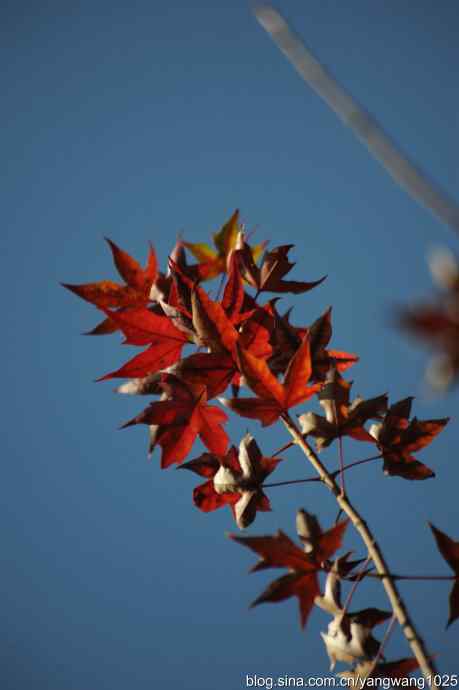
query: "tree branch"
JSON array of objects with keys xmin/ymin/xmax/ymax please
[{"xmin": 281, "ymin": 411, "xmax": 437, "ymax": 681}]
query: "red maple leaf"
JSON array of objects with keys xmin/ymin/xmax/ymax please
[
  {"xmin": 398, "ymin": 248, "xmax": 459, "ymax": 389},
  {"xmin": 169, "ymin": 352, "xmax": 235, "ymax": 400},
  {"xmin": 221, "ymin": 334, "xmax": 322, "ymax": 426},
  {"xmin": 267, "ymin": 306, "xmax": 358, "ymax": 380},
  {"xmin": 369, "ymin": 657, "xmax": 421, "ymax": 679},
  {"xmin": 121, "ymin": 375, "xmax": 228, "ymax": 467},
  {"xmin": 299, "ymin": 368, "xmax": 387, "ymax": 450},
  {"xmin": 168, "ymin": 261, "xmax": 276, "ymax": 398},
  {"xmin": 237, "ymin": 241, "xmax": 326, "ymax": 294},
  {"xmin": 180, "ymin": 434, "xmax": 282, "ymax": 528},
  {"xmin": 169, "ymin": 257, "xmax": 241, "ymax": 355},
  {"xmin": 230, "ymin": 516, "xmax": 348, "ymax": 628},
  {"xmin": 308, "ymin": 307, "xmax": 359, "ymax": 380},
  {"xmin": 339, "ymin": 656, "xmax": 421, "ymax": 681},
  {"xmin": 429, "ymin": 523, "xmax": 459, "ymax": 627},
  {"xmin": 369, "ymin": 398, "xmax": 449, "ymax": 480},
  {"xmin": 62, "ymin": 238, "xmax": 157, "ymax": 309},
  {"xmin": 95, "ymin": 306, "xmax": 190, "ymax": 381}
]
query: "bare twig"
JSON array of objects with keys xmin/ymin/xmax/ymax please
[
  {"xmin": 356, "ymin": 572, "xmax": 456, "ymax": 583},
  {"xmin": 370, "ymin": 614, "xmax": 397, "ymax": 672},
  {"xmin": 341, "ymin": 556, "xmax": 371, "ymax": 615}
]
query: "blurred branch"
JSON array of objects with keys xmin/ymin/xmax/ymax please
[{"xmin": 253, "ymin": 4, "xmax": 459, "ymax": 236}]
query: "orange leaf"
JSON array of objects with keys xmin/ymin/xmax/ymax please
[
  {"xmin": 236, "ymin": 344, "xmax": 285, "ymax": 405},
  {"xmin": 62, "ymin": 281, "xmax": 145, "ymax": 309},
  {"xmin": 219, "ymin": 397, "xmax": 282, "ymax": 427},
  {"xmin": 284, "ymin": 333, "xmax": 319, "ymax": 407},
  {"xmin": 102, "ymin": 306, "xmax": 188, "ymax": 347},
  {"xmin": 83, "ymin": 316, "xmax": 120, "ymax": 336},
  {"xmin": 96, "ymin": 307, "xmax": 189, "ymax": 380},
  {"xmin": 96, "ymin": 340, "xmax": 186, "ymax": 381},
  {"xmin": 221, "ymin": 251, "xmax": 244, "ymax": 320},
  {"xmin": 105, "ymin": 238, "xmax": 152, "ymax": 291},
  {"xmin": 191, "ymin": 287, "xmax": 239, "ymax": 354},
  {"xmin": 121, "ymin": 376, "xmax": 228, "ymax": 467},
  {"xmin": 175, "ymin": 352, "xmax": 235, "ymax": 399}
]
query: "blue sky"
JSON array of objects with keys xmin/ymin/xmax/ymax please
[{"xmin": 2, "ymin": 1, "xmax": 459, "ymax": 687}]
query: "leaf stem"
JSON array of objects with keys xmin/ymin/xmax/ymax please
[
  {"xmin": 341, "ymin": 556, "xmax": 371, "ymax": 615},
  {"xmin": 331, "ymin": 398, "xmax": 346, "ymax": 496},
  {"xmin": 338, "ymin": 433, "xmax": 346, "ymax": 495},
  {"xmin": 271, "ymin": 439, "xmax": 296, "ymax": 457},
  {"xmin": 358, "ymin": 572, "xmax": 456, "ymax": 582},
  {"xmin": 263, "ymin": 476, "xmax": 321, "ymax": 489},
  {"xmin": 370, "ymin": 614, "xmax": 397, "ymax": 671},
  {"xmin": 336, "ymin": 454, "xmax": 382, "ymax": 474},
  {"xmin": 280, "ymin": 411, "xmax": 437, "ymax": 682}
]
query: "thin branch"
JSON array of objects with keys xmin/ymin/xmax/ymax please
[
  {"xmin": 341, "ymin": 556, "xmax": 371, "ymax": 615},
  {"xmin": 280, "ymin": 411, "xmax": 437, "ymax": 682},
  {"xmin": 331, "ymin": 398, "xmax": 346, "ymax": 495},
  {"xmin": 337, "ymin": 454, "xmax": 382, "ymax": 474},
  {"xmin": 271, "ymin": 439, "xmax": 297, "ymax": 458},
  {"xmin": 263, "ymin": 476, "xmax": 320, "ymax": 489},
  {"xmin": 371, "ymin": 614, "xmax": 397, "ymax": 671},
  {"xmin": 337, "ymin": 433, "xmax": 346, "ymax": 495},
  {"xmin": 357, "ymin": 572, "xmax": 456, "ymax": 583},
  {"xmin": 262, "ymin": 453, "xmax": 382, "ymax": 489}
]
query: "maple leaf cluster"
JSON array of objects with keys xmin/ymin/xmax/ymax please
[
  {"xmin": 63, "ymin": 210, "xmax": 454, "ymax": 678},
  {"xmin": 63, "ymin": 209, "xmax": 362, "ymax": 503}
]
